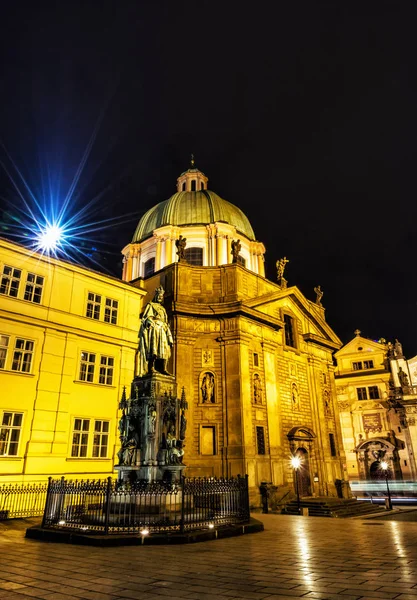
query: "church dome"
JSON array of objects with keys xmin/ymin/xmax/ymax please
[{"xmin": 132, "ymin": 189, "xmax": 256, "ymax": 243}]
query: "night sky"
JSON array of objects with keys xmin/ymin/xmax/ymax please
[{"xmin": 1, "ymin": 2, "xmax": 416, "ymax": 355}]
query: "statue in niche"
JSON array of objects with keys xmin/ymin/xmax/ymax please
[
  {"xmin": 253, "ymin": 373, "xmax": 263, "ymax": 403},
  {"xmin": 147, "ymin": 404, "xmax": 157, "ymax": 435},
  {"xmin": 137, "ymin": 286, "xmax": 173, "ymax": 376},
  {"xmin": 201, "ymin": 372, "xmax": 215, "ymax": 403},
  {"xmin": 324, "ymin": 391, "xmax": 331, "ymax": 415},
  {"xmin": 165, "ymin": 424, "xmax": 184, "ymax": 465},
  {"xmin": 175, "ymin": 235, "xmax": 187, "ymax": 262},
  {"xmin": 292, "ymin": 383, "xmax": 300, "ymax": 410},
  {"xmin": 314, "ymin": 285, "xmax": 324, "ymax": 306},
  {"xmin": 231, "ymin": 239, "xmax": 241, "ymax": 263},
  {"xmin": 398, "ymin": 366, "xmax": 409, "ymax": 388},
  {"xmin": 117, "ymin": 412, "xmax": 141, "ymax": 466}
]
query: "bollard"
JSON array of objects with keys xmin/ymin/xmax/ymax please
[{"xmin": 302, "ymin": 507, "xmax": 309, "ymax": 517}]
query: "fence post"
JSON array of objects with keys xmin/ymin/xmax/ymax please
[
  {"xmin": 245, "ymin": 474, "xmax": 250, "ymax": 521},
  {"xmin": 41, "ymin": 477, "xmax": 52, "ymax": 528},
  {"xmin": 180, "ymin": 476, "xmax": 185, "ymax": 534},
  {"xmin": 104, "ymin": 477, "xmax": 112, "ymax": 535}
]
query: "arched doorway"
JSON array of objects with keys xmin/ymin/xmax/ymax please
[
  {"xmin": 354, "ymin": 438, "xmax": 400, "ymax": 481},
  {"xmin": 295, "ymin": 447, "xmax": 311, "ymax": 497}
]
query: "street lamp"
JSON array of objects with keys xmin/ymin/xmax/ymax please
[
  {"xmin": 380, "ymin": 461, "xmax": 392, "ymax": 510},
  {"xmin": 291, "ymin": 455, "xmax": 301, "ymax": 514}
]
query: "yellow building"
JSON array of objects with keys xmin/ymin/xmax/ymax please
[
  {"xmin": 335, "ymin": 331, "xmax": 417, "ymax": 482},
  {"xmin": 123, "ymin": 164, "xmax": 348, "ymax": 499},
  {"xmin": 0, "ymin": 237, "xmax": 145, "ymax": 483}
]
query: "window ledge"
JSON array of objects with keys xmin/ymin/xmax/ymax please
[
  {"xmin": 66, "ymin": 457, "xmax": 111, "ymax": 461},
  {"xmin": 0, "ymin": 369, "xmax": 34, "ymax": 377},
  {"xmin": 73, "ymin": 380, "xmax": 116, "ymax": 389},
  {"xmin": 0, "ymin": 456, "xmax": 23, "ymax": 460}
]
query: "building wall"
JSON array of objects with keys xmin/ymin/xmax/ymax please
[{"xmin": 0, "ymin": 238, "xmax": 145, "ymax": 482}]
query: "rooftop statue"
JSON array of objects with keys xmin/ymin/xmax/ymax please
[
  {"xmin": 175, "ymin": 235, "xmax": 187, "ymax": 262},
  {"xmin": 314, "ymin": 285, "xmax": 324, "ymax": 306},
  {"xmin": 276, "ymin": 256, "xmax": 289, "ymax": 288},
  {"xmin": 137, "ymin": 286, "xmax": 173, "ymax": 376}
]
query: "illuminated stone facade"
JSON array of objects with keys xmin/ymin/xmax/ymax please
[
  {"xmin": 334, "ymin": 332, "xmax": 417, "ymax": 482},
  {"xmin": 0, "ymin": 237, "xmax": 145, "ymax": 482}
]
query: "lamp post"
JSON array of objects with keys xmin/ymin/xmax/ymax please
[
  {"xmin": 380, "ymin": 461, "xmax": 392, "ymax": 510},
  {"xmin": 291, "ymin": 455, "xmax": 301, "ymax": 514}
]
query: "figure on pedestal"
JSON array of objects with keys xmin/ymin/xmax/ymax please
[
  {"xmin": 276, "ymin": 257, "xmax": 289, "ymax": 288},
  {"xmin": 231, "ymin": 239, "xmax": 241, "ymax": 263},
  {"xmin": 137, "ymin": 286, "xmax": 173, "ymax": 376},
  {"xmin": 394, "ymin": 339, "xmax": 404, "ymax": 358},
  {"xmin": 314, "ymin": 285, "xmax": 324, "ymax": 306},
  {"xmin": 175, "ymin": 235, "xmax": 187, "ymax": 262},
  {"xmin": 398, "ymin": 366, "xmax": 409, "ymax": 389},
  {"xmin": 201, "ymin": 372, "xmax": 215, "ymax": 403}
]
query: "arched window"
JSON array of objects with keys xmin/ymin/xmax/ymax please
[
  {"xmin": 184, "ymin": 247, "xmax": 203, "ymax": 266},
  {"xmin": 284, "ymin": 314, "xmax": 297, "ymax": 348},
  {"xmin": 143, "ymin": 257, "xmax": 155, "ymax": 277},
  {"xmin": 182, "ymin": 182, "xmax": 186, "ymax": 191},
  {"xmin": 191, "ymin": 179, "xmax": 196, "ymax": 191},
  {"xmin": 200, "ymin": 181, "xmax": 205, "ymax": 190}
]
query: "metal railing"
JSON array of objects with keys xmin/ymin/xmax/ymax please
[
  {"xmin": 0, "ymin": 481, "xmax": 49, "ymax": 520},
  {"xmin": 41, "ymin": 475, "xmax": 249, "ymax": 534}
]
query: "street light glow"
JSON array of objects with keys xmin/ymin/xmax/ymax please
[
  {"xmin": 380, "ymin": 461, "xmax": 389, "ymax": 471},
  {"xmin": 291, "ymin": 456, "xmax": 301, "ymax": 469},
  {"xmin": 36, "ymin": 223, "xmax": 63, "ymax": 252}
]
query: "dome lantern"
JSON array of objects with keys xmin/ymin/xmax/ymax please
[{"xmin": 176, "ymin": 155, "xmax": 208, "ymax": 192}]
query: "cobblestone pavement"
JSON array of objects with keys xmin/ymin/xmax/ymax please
[{"xmin": 1, "ymin": 514, "xmax": 417, "ymax": 600}]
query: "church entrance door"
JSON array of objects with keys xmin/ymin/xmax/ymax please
[{"xmin": 296, "ymin": 448, "xmax": 311, "ymax": 497}]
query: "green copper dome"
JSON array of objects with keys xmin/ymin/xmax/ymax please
[{"xmin": 132, "ymin": 189, "xmax": 256, "ymax": 243}]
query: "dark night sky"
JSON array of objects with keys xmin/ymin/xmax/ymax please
[{"xmin": 1, "ymin": 1, "xmax": 417, "ymax": 355}]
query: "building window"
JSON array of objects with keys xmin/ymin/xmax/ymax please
[
  {"xmin": 284, "ymin": 314, "xmax": 296, "ymax": 348},
  {"xmin": 357, "ymin": 387, "xmax": 367, "ymax": 400},
  {"xmin": 323, "ymin": 373, "xmax": 327, "ymax": 384},
  {"xmin": 86, "ymin": 292, "xmax": 101, "ymax": 320},
  {"xmin": 364, "ymin": 360, "xmax": 374, "ymax": 369},
  {"xmin": 79, "ymin": 352, "xmax": 96, "ymax": 382},
  {"xmin": 104, "ymin": 298, "xmax": 118, "ymax": 324},
  {"xmin": 92, "ymin": 420, "xmax": 109, "ymax": 457},
  {"xmin": 329, "ymin": 433, "xmax": 337, "ymax": 457},
  {"xmin": 11, "ymin": 338, "xmax": 34, "ymax": 373},
  {"xmin": 71, "ymin": 418, "xmax": 90, "ymax": 457},
  {"xmin": 0, "ymin": 335, "xmax": 9, "ymax": 369},
  {"xmin": 201, "ymin": 426, "xmax": 216, "ymax": 455},
  {"xmin": 0, "ymin": 412, "xmax": 23, "ymax": 456},
  {"xmin": 184, "ymin": 247, "xmax": 203, "ymax": 266},
  {"xmin": 254, "ymin": 353, "xmax": 259, "ymax": 367},
  {"xmin": 353, "ymin": 361, "xmax": 362, "ymax": 370},
  {"xmin": 200, "ymin": 182, "xmax": 204, "ymax": 190},
  {"xmin": 144, "ymin": 257, "xmax": 155, "ymax": 277},
  {"xmin": 191, "ymin": 179, "xmax": 196, "ymax": 191},
  {"xmin": 0, "ymin": 265, "xmax": 21, "ymax": 298},
  {"xmin": 237, "ymin": 255, "xmax": 246, "ymax": 267},
  {"xmin": 182, "ymin": 182, "xmax": 186, "ymax": 191},
  {"xmin": 24, "ymin": 273, "xmax": 44, "ymax": 304},
  {"xmin": 99, "ymin": 356, "xmax": 114, "ymax": 385},
  {"xmin": 368, "ymin": 386, "xmax": 380, "ymax": 399},
  {"xmin": 256, "ymin": 426, "xmax": 266, "ymax": 455}
]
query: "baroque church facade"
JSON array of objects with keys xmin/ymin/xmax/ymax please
[
  {"xmin": 122, "ymin": 163, "xmax": 348, "ymax": 499},
  {"xmin": 0, "ymin": 161, "xmax": 348, "ymax": 503}
]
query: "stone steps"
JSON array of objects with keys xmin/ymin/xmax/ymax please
[{"xmin": 283, "ymin": 497, "xmax": 387, "ymax": 518}]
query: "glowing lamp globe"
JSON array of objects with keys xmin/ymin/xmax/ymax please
[
  {"xmin": 37, "ymin": 224, "xmax": 63, "ymax": 252},
  {"xmin": 291, "ymin": 456, "xmax": 301, "ymax": 469}
]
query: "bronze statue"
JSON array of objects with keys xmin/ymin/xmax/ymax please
[
  {"xmin": 231, "ymin": 239, "xmax": 241, "ymax": 263},
  {"xmin": 314, "ymin": 285, "xmax": 324, "ymax": 306},
  {"xmin": 175, "ymin": 235, "xmax": 187, "ymax": 262},
  {"xmin": 276, "ymin": 257, "xmax": 289, "ymax": 287},
  {"xmin": 137, "ymin": 286, "xmax": 173, "ymax": 376}
]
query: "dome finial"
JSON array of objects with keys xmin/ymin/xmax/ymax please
[{"xmin": 190, "ymin": 153, "xmax": 195, "ymax": 168}]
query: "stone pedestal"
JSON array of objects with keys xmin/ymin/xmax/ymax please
[{"xmin": 116, "ymin": 372, "xmax": 188, "ymax": 483}]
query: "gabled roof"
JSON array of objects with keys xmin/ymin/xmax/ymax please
[{"xmin": 334, "ymin": 335, "xmax": 385, "ymax": 358}]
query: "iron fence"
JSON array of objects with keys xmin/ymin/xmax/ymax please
[
  {"xmin": 0, "ymin": 481, "xmax": 49, "ymax": 520},
  {"xmin": 42, "ymin": 475, "xmax": 249, "ymax": 534}
]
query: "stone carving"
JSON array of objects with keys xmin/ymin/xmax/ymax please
[
  {"xmin": 398, "ymin": 366, "xmax": 409, "ymax": 388},
  {"xmin": 201, "ymin": 372, "xmax": 215, "ymax": 403},
  {"xmin": 231, "ymin": 239, "xmax": 241, "ymax": 263},
  {"xmin": 253, "ymin": 373, "xmax": 263, "ymax": 403},
  {"xmin": 394, "ymin": 338, "xmax": 404, "ymax": 358},
  {"xmin": 323, "ymin": 391, "xmax": 331, "ymax": 415},
  {"xmin": 314, "ymin": 285, "xmax": 323, "ymax": 306},
  {"xmin": 147, "ymin": 404, "xmax": 157, "ymax": 435},
  {"xmin": 117, "ymin": 395, "xmax": 142, "ymax": 467},
  {"xmin": 202, "ymin": 348, "xmax": 214, "ymax": 367},
  {"xmin": 338, "ymin": 401, "xmax": 350, "ymax": 411},
  {"xmin": 175, "ymin": 235, "xmax": 187, "ymax": 262},
  {"xmin": 137, "ymin": 286, "xmax": 173, "ymax": 376},
  {"xmin": 291, "ymin": 383, "xmax": 300, "ymax": 410},
  {"xmin": 180, "ymin": 409, "xmax": 187, "ymax": 440},
  {"xmin": 276, "ymin": 257, "xmax": 289, "ymax": 288}
]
